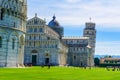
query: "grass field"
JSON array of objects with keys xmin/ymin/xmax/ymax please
[{"xmin": 0, "ymin": 66, "xmax": 120, "ymax": 80}]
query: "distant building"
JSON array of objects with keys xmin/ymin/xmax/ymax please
[
  {"xmin": 100, "ymin": 58, "xmax": 120, "ymax": 64},
  {"xmin": 24, "ymin": 15, "xmax": 96, "ymax": 67},
  {"xmin": 62, "ymin": 37, "xmax": 91, "ymax": 66},
  {"xmin": 0, "ymin": 0, "xmax": 27, "ymax": 67}
]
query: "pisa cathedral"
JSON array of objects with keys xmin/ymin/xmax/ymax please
[
  {"xmin": 24, "ymin": 14, "xmax": 68, "ymax": 66},
  {"xmin": 24, "ymin": 14, "xmax": 96, "ymax": 67},
  {"xmin": 0, "ymin": 0, "xmax": 96, "ymax": 67}
]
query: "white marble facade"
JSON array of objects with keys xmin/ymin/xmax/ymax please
[
  {"xmin": 24, "ymin": 14, "xmax": 68, "ymax": 66},
  {"xmin": 0, "ymin": 0, "xmax": 27, "ymax": 67}
]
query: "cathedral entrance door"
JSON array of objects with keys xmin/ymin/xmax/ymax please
[
  {"xmin": 32, "ymin": 55, "xmax": 37, "ymax": 66},
  {"xmin": 45, "ymin": 58, "xmax": 49, "ymax": 65}
]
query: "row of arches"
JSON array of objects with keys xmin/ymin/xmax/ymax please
[
  {"xmin": 0, "ymin": 36, "xmax": 24, "ymax": 49},
  {"xmin": 27, "ymin": 27, "xmax": 43, "ymax": 33},
  {"xmin": 0, "ymin": 30, "xmax": 25, "ymax": 46},
  {"xmin": 0, "ymin": 28, "xmax": 25, "ymax": 67},
  {"xmin": 1, "ymin": 0, "xmax": 25, "ymax": 13},
  {"xmin": 27, "ymin": 19, "xmax": 45, "ymax": 25}
]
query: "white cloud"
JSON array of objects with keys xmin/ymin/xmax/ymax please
[
  {"xmin": 65, "ymin": 0, "xmax": 81, "ymax": 3},
  {"xmin": 96, "ymin": 41, "xmax": 120, "ymax": 55},
  {"xmin": 27, "ymin": 0, "xmax": 120, "ymax": 55},
  {"xmin": 28, "ymin": 0, "xmax": 120, "ymax": 29}
]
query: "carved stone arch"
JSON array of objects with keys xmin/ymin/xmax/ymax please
[
  {"xmin": 11, "ymin": 0, "xmax": 15, "ymax": 10},
  {"xmin": 45, "ymin": 53, "xmax": 49, "ymax": 57},
  {"xmin": 19, "ymin": 35, "xmax": 25, "ymax": 45},
  {"xmin": 13, "ymin": 0, "xmax": 17, "ymax": 11},
  {"xmin": 44, "ymin": 52, "xmax": 50, "ymax": 58},
  {"xmin": 18, "ymin": 1, "xmax": 22, "ymax": 12},
  {"xmin": 0, "ymin": 29, "xmax": 8, "ymax": 48},
  {"xmin": 4, "ymin": 0, "xmax": 9, "ymax": 9},
  {"xmin": 1, "ymin": 0, "xmax": 7, "ymax": 7},
  {"xmin": 9, "ymin": 31, "xmax": 19, "ymax": 42},
  {"xmin": 11, "ymin": 31, "xmax": 19, "ymax": 36},
  {"xmin": 0, "ymin": 29, "xmax": 8, "ymax": 39},
  {"xmin": 31, "ymin": 50, "xmax": 38, "ymax": 53},
  {"xmin": 2, "ymin": 0, "xmax": 11, "ymax": 9},
  {"xmin": 6, "ymin": 0, "xmax": 15, "ymax": 11},
  {"xmin": 9, "ymin": 0, "xmax": 13, "ymax": 9},
  {"xmin": 16, "ymin": 0, "xmax": 19, "ymax": 11},
  {"xmin": 0, "ymin": 0, "xmax": 3, "ymax": 6}
]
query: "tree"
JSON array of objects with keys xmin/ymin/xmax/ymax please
[
  {"xmin": 94, "ymin": 57, "xmax": 100, "ymax": 66},
  {"xmin": 104, "ymin": 55, "xmax": 112, "ymax": 58}
]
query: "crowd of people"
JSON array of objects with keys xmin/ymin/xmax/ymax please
[{"xmin": 106, "ymin": 66, "xmax": 120, "ymax": 71}]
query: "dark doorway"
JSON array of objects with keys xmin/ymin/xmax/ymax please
[
  {"xmin": 80, "ymin": 62, "xmax": 83, "ymax": 67},
  {"xmin": 32, "ymin": 55, "xmax": 37, "ymax": 65},
  {"xmin": 45, "ymin": 58, "xmax": 49, "ymax": 65}
]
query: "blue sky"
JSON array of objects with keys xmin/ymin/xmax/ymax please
[{"xmin": 28, "ymin": 0, "xmax": 120, "ymax": 55}]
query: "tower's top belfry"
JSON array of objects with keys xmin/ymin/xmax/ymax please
[
  {"xmin": 0, "ymin": 0, "xmax": 27, "ymax": 32},
  {"xmin": 83, "ymin": 21, "xmax": 96, "ymax": 48}
]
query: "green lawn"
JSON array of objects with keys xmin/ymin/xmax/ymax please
[{"xmin": 0, "ymin": 66, "xmax": 120, "ymax": 80}]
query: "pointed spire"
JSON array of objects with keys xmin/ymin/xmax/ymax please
[
  {"xmin": 35, "ymin": 13, "xmax": 37, "ymax": 17},
  {"xmin": 53, "ymin": 14, "xmax": 56, "ymax": 20},
  {"xmin": 89, "ymin": 17, "xmax": 92, "ymax": 22}
]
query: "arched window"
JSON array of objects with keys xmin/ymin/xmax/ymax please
[
  {"xmin": 34, "ymin": 19, "xmax": 38, "ymax": 24},
  {"xmin": 29, "ymin": 42, "xmax": 31, "ymax": 46},
  {"xmin": 34, "ymin": 36, "xmax": 36, "ymax": 40},
  {"xmin": 29, "ymin": 35, "xmax": 31, "ymax": 40},
  {"xmin": 34, "ymin": 28, "xmax": 37, "ymax": 32},
  {"xmin": 13, "ymin": 22, "xmax": 16, "ymax": 28},
  {"xmin": 28, "ymin": 28, "xmax": 33, "ymax": 32},
  {"xmin": 0, "ymin": 8, "xmax": 4, "ymax": 20},
  {"xmin": 34, "ymin": 41, "xmax": 35, "ymax": 47},
  {"xmin": 12, "ymin": 39, "xmax": 15, "ymax": 49},
  {"xmin": 74, "ymin": 56, "xmax": 76, "ymax": 60},
  {"xmin": 0, "ymin": 36, "xmax": 2, "ymax": 48},
  {"xmin": 39, "ymin": 28, "xmax": 43, "ymax": 32},
  {"xmin": 39, "ymin": 35, "xmax": 41, "ymax": 40}
]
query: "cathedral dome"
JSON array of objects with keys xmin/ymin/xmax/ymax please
[{"xmin": 48, "ymin": 15, "xmax": 60, "ymax": 27}]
